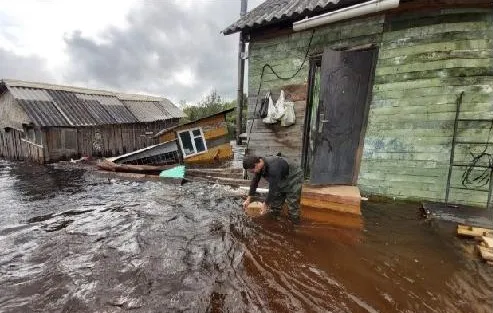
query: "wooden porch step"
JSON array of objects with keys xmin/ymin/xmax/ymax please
[{"xmin": 301, "ymin": 185, "xmax": 362, "ymax": 216}]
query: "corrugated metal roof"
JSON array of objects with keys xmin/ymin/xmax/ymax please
[
  {"xmin": 16, "ymin": 99, "xmax": 70, "ymax": 127},
  {"xmin": 122, "ymin": 100, "xmax": 173, "ymax": 122},
  {"xmin": 154, "ymin": 107, "xmax": 235, "ymax": 138},
  {"xmin": 159, "ymin": 99, "xmax": 187, "ymax": 119},
  {"xmin": 116, "ymin": 93, "xmax": 164, "ymax": 102},
  {"xmin": 47, "ymin": 90, "xmax": 100, "ymax": 126},
  {"xmin": 9, "ymin": 88, "xmax": 53, "ymax": 101},
  {"xmin": 76, "ymin": 94, "xmax": 138, "ymax": 124},
  {"xmin": 222, "ymin": 0, "xmax": 367, "ymax": 35},
  {"xmin": 0, "ymin": 79, "xmax": 184, "ymax": 127},
  {"xmin": 82, "ymin": 99, "xmax": 118, "ymax": 125}
]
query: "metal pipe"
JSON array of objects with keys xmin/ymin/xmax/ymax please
[
  {"xmin": 293, "ymin": 0, "xmax": 399, "ymax": 32},
  {"xmin": 236, "ymin": 0, "xmax": 247, "ymax": 145}
]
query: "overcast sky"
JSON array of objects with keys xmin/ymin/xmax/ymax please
[{"xmin": 0, "ymin": 0, "xmax": 263, "ymax": 105}]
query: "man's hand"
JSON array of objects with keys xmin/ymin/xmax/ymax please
[
  {"xmin": 242, "ymin": 196, "xmax": 251, "ymax": 210},
  {"xmin": 260, "ymin": 202, "xmax": 268, "ymax": 214}
]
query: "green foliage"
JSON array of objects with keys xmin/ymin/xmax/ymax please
[
  {"xmin": 181, "ymin": 90, "xmax": 226, "ymax": 123},
  {"xmin": 180, "ymin": 90, "xmax": 247, "ymax": 139}
]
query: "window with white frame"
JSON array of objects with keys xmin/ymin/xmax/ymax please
[{"xmin": 177, "ymin": 128, "xmax": 207, "ymax": 156}]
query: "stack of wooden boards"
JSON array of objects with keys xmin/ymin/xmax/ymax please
[
  {"xmin": 457, "ymin": 224, "xmax": 493, "ymax": 265},
  {"xmin": 299, "ymin": 185, "xmax": 363, "ymax": 229},
  {"xmin": 301, "ymin": 185, "xmax": 361, "ymax": 215}
]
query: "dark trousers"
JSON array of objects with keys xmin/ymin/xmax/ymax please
[{"xmin": 269, "ymin": 164, "xmax": 303, "ymax": 220}]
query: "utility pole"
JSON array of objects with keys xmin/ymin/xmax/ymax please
[{"xmin": 236, "ymin": 0, "xmax": 247, "ymax": 145}]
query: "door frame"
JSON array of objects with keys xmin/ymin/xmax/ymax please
[
  {"xmin": 301, "ymin": 46, "xmax": 378, "ymax": 185},
  {"xmin": 351, "ymin": 47, "xmax": 378, "ymax": 185},
  {"xmin": 301, "ymin": 55, "xmax": 322, "ymax": 179}
]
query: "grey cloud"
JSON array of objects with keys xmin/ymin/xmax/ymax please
[
  {"xmin": 0, "ymin": 13, "xmax": 21, "ymax": 48},
  {"xmin": 0, "ymin": 48, "xmax": 54, "ymax": 82},
  {"xmin": 63, "ymin": 0, "xmax": 252, "ymax": 104}
]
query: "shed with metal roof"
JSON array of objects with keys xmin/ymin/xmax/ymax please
[{"xmin": 0, "ymin": 79, "xmax": 185, "ymax": 163}]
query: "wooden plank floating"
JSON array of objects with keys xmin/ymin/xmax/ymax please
[
  {"xmin": 457, "ymin": 223, "xmax": 493, "ymax": 264},
  {"xmin": 457, "ymin": 224, "xmax": 493, "ymax": 237},
  {"xmin": 481, "ymin": 236, "xmax": 493, "ymax": 248},
  {"xmin": 476, "ymin": 245, "xmax": 493, "ymax": 262},
  {"xmin": 96, "ymin": 159, "xmax": 173, "ymax": 175}
]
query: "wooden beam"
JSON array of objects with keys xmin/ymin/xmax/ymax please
[{"xmin": 457, "ymin": 224, "xmax": 493, "ymax": 237}]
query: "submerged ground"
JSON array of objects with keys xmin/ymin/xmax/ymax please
[{"xmin": 0, "ymin": 160, "xmax": 491, "ymax": 313}]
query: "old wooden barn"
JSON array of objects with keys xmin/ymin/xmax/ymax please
[
  {"xmin": 223, "ymin": 0, "xmax": 493, "ymax": 208},
  {"xmin": 0, "ymin": 79, "xmax": 185, "ymax": 163}
]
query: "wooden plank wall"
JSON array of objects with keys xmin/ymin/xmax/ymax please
[
  {"xmin": 0, "ymin": 129, "xmax": 44, "ymax": 163},
  {"xmin": 359, "ymin": 8, "xmax": 493, "ymax": 207},
  {"xmin": 159, "ymin": 114, "xmax": 230, "ymax": 148},
  {"xmin": 184, "ymin": 143, "xmax": 233, "ymax": 165},
  {"xmin": 247, "ymin": 16, "xmax": 386, "ymax": 165},
  {"xmin": 158, "ymin": 114, "xmax": 234, "ymax": 164},
  {"xmin": 44, "ymin": 119, "xmax": 179, "ymax": 162},
  {"xmin": 0, "ymin": 129, "xmax": 23, "ymax": 161},
  {"xmin": 247, "ymin": 6, "xmax": 493, "ymax": 207},
  {"xmin": 0, "ymin": 91, "xmax": 31, "ymax": 131}
]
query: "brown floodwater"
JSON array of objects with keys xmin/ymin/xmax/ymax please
[{"xmin": 0, "ymin": 160, "xmax": 491, "ymax": 313}]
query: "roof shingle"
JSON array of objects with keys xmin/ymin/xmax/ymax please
[{"xmin": 222, "ymin": 0, "xmax": 367, "ymax": 35}]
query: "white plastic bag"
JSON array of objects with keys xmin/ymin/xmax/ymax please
[
  {"xmin": 262, "ymin": 93, "xmax": 278, "ymax": 124},
  {"xmin": 273, "ymin": 90, "xmax": 286, "ymax": 121},
  {"xmin": 281, "ymin": 100, "xmax": 295, "ymax": 127}
]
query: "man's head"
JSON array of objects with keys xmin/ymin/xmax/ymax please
[{"xmin": 243, "ymin": 155, "xmax": 264, "ymax": 174}]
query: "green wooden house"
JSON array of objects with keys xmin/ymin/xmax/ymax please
[{"xmin": 223, "ymin": 0, "xmax": 493, "ymax": 207}]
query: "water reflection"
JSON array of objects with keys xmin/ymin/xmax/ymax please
[{"xmin": 10, "ymin": 161, "xmax": 86, "ymax": 201}]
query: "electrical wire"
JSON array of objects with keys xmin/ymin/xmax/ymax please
[{"xmin": 245, "ymin": 29, "xmax": 316, "ymax": 151}]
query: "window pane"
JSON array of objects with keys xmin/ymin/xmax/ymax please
[
  {"xmin": 179, "ymin": 132, "xmax": 195, "ymax": 155},
  {"xmin": 192, "ymin": 129, "xmax": 201, "ymax": 137},
  {"xmin": 194, "ymin": 137, "xmax": 205, "ymax": 153}
]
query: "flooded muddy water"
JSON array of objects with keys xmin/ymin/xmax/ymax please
[{"xmin": 0, "ymin": 160, "xmax": 491, "ymax": 313}]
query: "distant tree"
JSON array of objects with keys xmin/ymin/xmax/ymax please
[
  {"xmin": 224, "ymin": 96, "xmax": 247, "ymax": 139},
  {"xmin": 181, "ymin": 90, "xmax": 247, "ymax": 139}
]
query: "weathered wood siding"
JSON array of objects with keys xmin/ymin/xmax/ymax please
[
  {"xmin": 44, "ymin": 120, "xmax": 178, "ymax": 162},
  {"xmin": 159, "ymin": 114, "xmax": 230, "ymax": 148},
  {"xmin": 247, "ymin": 7, "xmax": 493, "ymax": 207},
  {"xmin": 0, "ymin": 92, "xmax": 46, "ymax": 162},
  {"xmin": 184, "ymin": 143, "xmax": 233, "ymax": 165},
  {"xmin": 0, "ymin": 129, "xmax": 45, "ymax": 163},
  {"xmin": 158, "ymin": 114, "xmax": 233, "ymax": 164},
  {"xmin": 359, "ymin": 8, "xmax": 493, "ymax": 207},
  {"xmin": 247, "ymin": 16, "xmax": 385, "ymax": 165},
  {"xmin": 0, "ymin": 91, "xmax": 31, "ymax": 131}
]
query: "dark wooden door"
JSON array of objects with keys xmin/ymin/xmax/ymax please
[{"xmin": 310, "ymin": 48, "xmax": 375, "ymax": 185}]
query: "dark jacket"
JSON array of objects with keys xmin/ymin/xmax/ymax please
[{"xmin": 248, "ymin": 156, "xmax": 289, "ymax": 205}]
